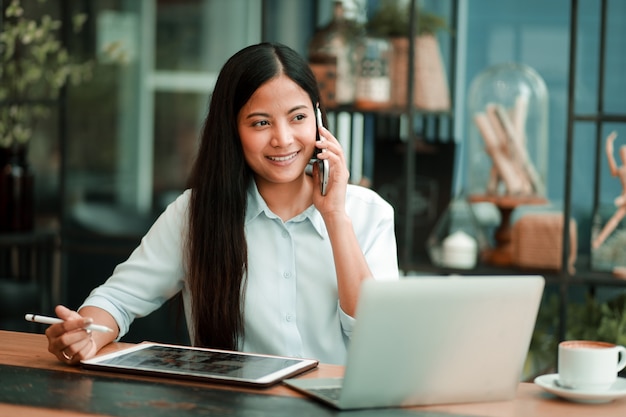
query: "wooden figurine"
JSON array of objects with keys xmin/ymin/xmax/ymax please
[{"xmin": 592, "ymin": 131, "xmax": 625, "ymax": 249}]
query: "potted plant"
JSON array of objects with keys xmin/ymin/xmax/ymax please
[
  {"xmin": 0, "ymin": 0, "xmax": 92, "ymax": 231},
  {"xmin": 367, "ymin": 0, "xmax": 451, "ymax": 111}
]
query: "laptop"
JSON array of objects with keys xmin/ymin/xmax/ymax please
[{"xmin": 284, "ymin": 275, "xmax": 545, "ymax": 410}]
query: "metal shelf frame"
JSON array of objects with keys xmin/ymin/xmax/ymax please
[{"xmin": 560, "ymin": 0, "xmax": 626, "ymax": 341}]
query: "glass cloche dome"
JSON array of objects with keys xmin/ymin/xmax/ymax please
[
  {"xmin": 466, "ymin": 62, "xmax": 549, "ymax": 201},
  {"xmin": 465, "ymin": 63, "xmax": 549, "ymax": 266}
]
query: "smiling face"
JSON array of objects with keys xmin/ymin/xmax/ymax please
[{"xmin": 237, "ymin": 74, "xmax": 317, "ymax": 190}]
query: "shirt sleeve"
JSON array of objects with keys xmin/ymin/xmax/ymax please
[
  {"xmin": 363, "ymin": 200, "xmax": 400, "ymax": 281},
  {"xmin": 338, "ymin": 301, "xmax": 357, "ymax": 337},
  {"xmin": 350, "ymin": 185, "xmax": 400, "ymax": 281},
  {"xmin": 79, "ymin": 191, "xmax": 190, "ymax": 339}
]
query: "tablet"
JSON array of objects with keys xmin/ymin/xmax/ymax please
[{"xmin": 81, "ymin": 342, "xmax": 319, "ymax": 387}]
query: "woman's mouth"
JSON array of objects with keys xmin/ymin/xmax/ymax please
[{"xmin": 267, "ymin": 152, "xmax": 298, "ymax": 162}]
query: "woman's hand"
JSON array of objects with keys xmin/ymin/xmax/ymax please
[
  {"xmin": 45, "ymin": 305, "xmax": 112, "ymax": 365},
  {"xmin": 312, "ymin": 125, "xmax": 350, "ymax": 216}
]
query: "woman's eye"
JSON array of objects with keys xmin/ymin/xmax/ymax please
[
  {"xmin": 293, "ymin": 114, "xmax": 306, "ymax": 122},
  {"xmin": 253, "ymin": 120, "xmax": 269, "ymax": 127}
]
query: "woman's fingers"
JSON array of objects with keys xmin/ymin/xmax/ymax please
[
  {"xmin": 46, "ymin": 305, "xmax": 95, "ymax": 365},
  {"xmin": 53, "ymin": 328, "xmax": 94, "ymax": 364},
  {"xmin": 55, "ymin": 304, "xmax": 82, "ymax": 321}
]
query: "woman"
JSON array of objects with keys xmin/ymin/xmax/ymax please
[{"xmin": 46, "ymin": 42, "xmax": 399, "ymax": 365}]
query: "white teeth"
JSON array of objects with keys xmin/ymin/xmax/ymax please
[{"xmin": 269, "ymin": 152, "xmax": 297, "ymax": 162}]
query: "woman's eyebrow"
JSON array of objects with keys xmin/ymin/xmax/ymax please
[
  {"xmin": 288, "ymin": 104, "xmax": 309, "ymax": 113},
  {"xmin": 244, "ymin": 105, "xmax": 309, "ymax": 120},
  {"xmin": 244, "ymin": 111, "xmax": 270, "ymax": 120}
]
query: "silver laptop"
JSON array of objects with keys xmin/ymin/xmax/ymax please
[{"xmin": 284, "ymin": 275, "xmax": 545, "ymax": 410}]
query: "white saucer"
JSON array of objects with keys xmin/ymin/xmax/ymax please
[{"xmin": 534, "ymin": 374, "xmax": 626, "ymax": 404}]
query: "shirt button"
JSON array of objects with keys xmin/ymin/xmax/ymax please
[
  {"xmin": 282, "ymin": 230, "xmax": 289, "ymax": 238},
  {"xmin": 283, "ymin": 271, "xmax": 291, "ymax": 279},
  {"xmin": 285, "ymin": 314, "xmax": 293, "ymax": 322}
]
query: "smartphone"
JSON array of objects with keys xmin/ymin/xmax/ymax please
[{"xmin": 315, "ymin": 107, "xmax": 329, "ymax": 196}]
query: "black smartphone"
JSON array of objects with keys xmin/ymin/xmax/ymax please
[{"xmin": 315, "ymin": 107, "xmax": 329, "ymax": 196}]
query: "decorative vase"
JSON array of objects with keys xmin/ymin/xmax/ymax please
[
  {"xmin": 0, "ymin": 145, "xmax": 35, "ymax": 232},
  {"xmin": 390, "ymin": 35, "xmax": 451, "ymax": 111}
]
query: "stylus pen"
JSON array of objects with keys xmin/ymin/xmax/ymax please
[{"xmin": 24, "ymin": 314, "xmax": 114, "ymax": 333}]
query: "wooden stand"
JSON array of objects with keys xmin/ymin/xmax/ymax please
[{"xmin": 469, "ymin": 194, "xmax": 547, "ymax": 266}]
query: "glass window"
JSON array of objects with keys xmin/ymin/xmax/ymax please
[
  {"xmin": 63, "ymin": 0, "xmax": 262, "ymax": 231},
  {"xmin": 59, "ymin": 0, "xmax": 261, "ymax": 314}
]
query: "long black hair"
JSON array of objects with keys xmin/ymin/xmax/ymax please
[{"xmin": 186, "ymin": 42, "xmax": 321, "ymax": 349}]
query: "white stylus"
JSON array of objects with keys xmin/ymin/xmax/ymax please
[{"xmin": 25, "ymin": 314, "xmax": 114, "ymax": 333}]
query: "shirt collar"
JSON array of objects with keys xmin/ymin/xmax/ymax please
[{"xmin": 245, "ymin": 181, "xmax": 327, "ymax": 238}]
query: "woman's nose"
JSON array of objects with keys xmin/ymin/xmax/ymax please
[{"xmin": 270, "ymin": 123, "xmax": 294, "ymax": 147}]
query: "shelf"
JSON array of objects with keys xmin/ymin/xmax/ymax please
[
  {"xmin": 563, "ymin": 255, "xmax": 626, "ymax": 287},
  {"xmin": 404, "ymin": 253, "xmax": 626, "ymax": 289},
  {"xmin": 572, "ymin": 113, "xmax": 626, "ymax": 123},
  {"xmin": 405, "ymin": 261, "xmax": 557, "ymax": 279},
  {"xmin": 325, "ymin": 105, "xmax": 454, "ymax": 118},
  {"xmin": 317, "ymin": 0, "xmax": 459, "ymax": 275}
]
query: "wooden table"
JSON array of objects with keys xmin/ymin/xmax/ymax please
[{"xmin": 1, "ymin": 330, "xmax": 625, "ymax": 416}]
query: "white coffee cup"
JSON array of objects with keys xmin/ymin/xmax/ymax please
[{"xmin": 558, "ymin": 340, "xmax": 626, "ymax": 392}]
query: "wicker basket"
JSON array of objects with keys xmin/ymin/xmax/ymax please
[{"xmin": 511, "ymin": 212, "xmax": 577, "ymax": 273}]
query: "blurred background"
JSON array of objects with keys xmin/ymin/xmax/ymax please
[{"xmin": 1, "ymin": 0, "xmax": 625, "ymax": 369}]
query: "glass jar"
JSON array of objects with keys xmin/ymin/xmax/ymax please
[
  {"xmin": 591, "ymin": 203, "xmax": 626, "ymax": 274},
  {"xmin": 308, "ymin": 0, "xmax": 363, "ymax": 107},
  {"xmin": 0, "ymin": 144, "xmax": 34, "ymax": 232},
  {"xmin": 426, "ymin": 195, "xmax": 489, "ymax": 269},
  {"xmin": 354, "ymin": 36, "xmax": 392, "ymax": 110}
]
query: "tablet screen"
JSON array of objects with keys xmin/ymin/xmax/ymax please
[{"xmin": 81, "ymin": 343, "xmax": 318, "ymax": 387}]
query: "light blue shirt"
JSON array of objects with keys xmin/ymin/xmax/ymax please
[{"xmin": 82, "ymin": 182, "xmax": 399, "ymax": 364}]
